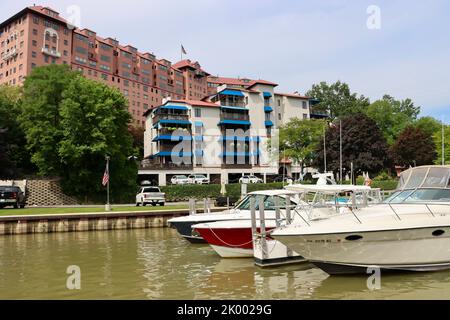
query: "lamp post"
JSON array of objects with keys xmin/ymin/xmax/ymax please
[{"xmin": 105, "ymin": 155, "xmax": 111, "ymax": 212}]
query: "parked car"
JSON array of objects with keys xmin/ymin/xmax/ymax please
[
  {"xmin": 273, "ymin": 175, "xmax": 294, "ymax": 184},
  {"xmin": 188, "ymin": 174, "xmax": 210, "ymax": 185},
  {"xmin": 239, "ymin": 175, "xmax": 263, "ymax": 184},
  {"xmin": 0, "ymin": 186, "xmax": 26, "ymax": 209},
  {"xmin": 171, "ymin": 175, "xmax": 190, "ymax": 185},
  {"xmin": 136, "ymin": 186, "xmax": 165, "ymax": 206}
]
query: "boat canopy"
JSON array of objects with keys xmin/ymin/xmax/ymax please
[
  {"xmin": 397, "ymin": 166, "xmax": 450, "ymax": 190},
  {"xmin": 285, "ymin": 184, "xmax": 372, "ymax": 194}
]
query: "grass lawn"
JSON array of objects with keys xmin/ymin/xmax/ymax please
[{"xmin": 0, "ymin": 205, "xmax": 190, "ymax": 216}]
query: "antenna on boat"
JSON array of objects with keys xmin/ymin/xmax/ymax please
[{"xmin": 340, "ymin": 119, "xmax": 343, "ymax": 184}]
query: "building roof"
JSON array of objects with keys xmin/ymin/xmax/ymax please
[
  {"xmin": 173, "ymin": 59, "xmax": 210, "ymax": 76},
  {"xmin": 207, "ymin": 76, "xmax": 278, "ymax": 89},
  {"xmin": 0, "ymin": 5, "xmax": 69, "ymax": 30},
  {"xmin": 275, "ymin": 92, "xmax": 311, "ymax": 100}
]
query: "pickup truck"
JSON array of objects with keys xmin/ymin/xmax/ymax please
[
  {"xmin": 136, "ymin": 186, "xmax": 165, "ymax": 206},
  {"xmin": 0, "ymin": 186, "xmax": 26, "ymax": 209}
]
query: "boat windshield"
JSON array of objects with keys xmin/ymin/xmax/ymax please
[
  {"xmin": 236, "ymin": 194, "xmax": 292, "ymax": 211},
  {"xmin": 385, "ymin": 189, "xmax": 450, "ymax": 203}
]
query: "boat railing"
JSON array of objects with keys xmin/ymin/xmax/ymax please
[{"xmin": 385, "ymin": 202, "xmax": 450, "ymax": 220}]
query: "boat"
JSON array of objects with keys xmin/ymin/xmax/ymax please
[
  {"xmin": 193, "ymin": 184, "xmax": 380, "ymax": 261},
  {"xmin": 168, "ymin": 190, "xmax": 301, "ymax": 243},
  {"xmin": 271, "ymin": 166, "xmax": 450, "ymax": 275}
]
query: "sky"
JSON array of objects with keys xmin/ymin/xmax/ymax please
[{"xmin": 1, "ymin": 0, "xmax": 449, "ymax": 120}]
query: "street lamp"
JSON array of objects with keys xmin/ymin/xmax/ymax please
[{"xmin": 105, "ymin": 155, "xmax": 111, "ymax": 212}]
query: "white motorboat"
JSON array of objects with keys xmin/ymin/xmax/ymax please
[
  {"xmin": 271, "ymin": 166, "xmax": 450, "ymax": 275},
  {"xmin": 193, "ymin": 184, "xmax": 381, "ymax": 263},
  {"xmin": 168, "ymin": 190, "xmax": 302, "ymax": 243}
]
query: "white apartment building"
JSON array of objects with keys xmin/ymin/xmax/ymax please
[{"xmin": 140, "ymin": 81, "xmax": 311, "ymax": 186}]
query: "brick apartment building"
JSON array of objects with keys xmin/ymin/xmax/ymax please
[{"xmin": 0, "ymin": 5, "xmax": 210, "ymax": 127}]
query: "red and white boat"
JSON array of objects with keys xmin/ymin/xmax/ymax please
[{"xmin": 193, "ymin": 219, "xmax": 279, "ymax": 258}]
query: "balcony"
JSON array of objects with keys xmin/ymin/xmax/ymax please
[
  {"xmin": 140, "ymin": 160, "xmax": 193, "ymax": 171},
  {"xmin": 2, "ymin": 48, "xmax": 18, "ymax": 62},
  {"xmin": 41, "ymin": 47, "xmax": 61, "ymax": 58},
  {"xmin": 220, "ymin": 113, "xmax": 250, "ymax": 122},
  {"xmin": 153, "ymin": 113, "xmax": 190, "ymax": 125}
]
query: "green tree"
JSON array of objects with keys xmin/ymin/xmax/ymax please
[
  {"xmin": 391, "ymin": 126, "xmax": 437, "ymax": 167},
  {"xmin": 306, "ymin": 81, "xmax": 370, "ymax": 119},
  {"xmin": 278, "ymin": 118, "xmax": 327, "ymax": 174},
  {"xmin": 366, "ymin": 95, "xmax": 418, "ymax": 145},
  {"xmin": 58, "ymin": 77, "xmax": 137, "ymax": 202},
  {"xmin": 20, "ymin": 65, "xmax": 80, "ymax": 175},
  {"xmin": 313, "ymin": 113, "xmax": 390, "ymax": 176},
  {"xmin": 128, "ymin": 125, "xmax": 145, "ymax": 158},
  {"xmin": 414, "ymin": 116, "xmax": 442, "ymax": 138},
  {"xmin": 0, "ymin": 85, "xmax": 34, "ymax": 178}
]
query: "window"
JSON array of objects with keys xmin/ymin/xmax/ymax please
[
  {"xmin": 31, "ymin": 51, "xmax": 36, "ymax": 58},
  {"xmin": 302, "ymin": 101, "xmax": 308, "ymax": 109},
  {"xmin": 303, "ymin": 114, "xmax": 308, "ymax": 120},
  {"xmin": 64, "ymin": 40, "xmax": 68, "ymax": 46},
  {"xmin": 124, "ymin": 80, "xmax": 129, "ymax": 87},
  {"xmin": 278, "ymin": 113, "xmax": 282, "ymax": 121},
  {"xmin": 194, "ymin": 108, "xmax": 201, "ymax": 118},
  {"xmin": 32, "ymin": 40, "xmax": 37, "ymax": 47},
  {"xmin": 75, "ymin": 47, "xmax": 87, "ymax": 55},
  {"xmin": 101, "ymin": 74, "xmax": 108, "ymax": 80},
  {"xmin": 100, "ymin": 55, "xmax": 111, "ymax": 62},
  {"xmin": 33, "ymin": 16, "xmax": 39, "ymax": 24},
  {"xmin": 33, "ymin": 29, "xmax": 38, "ymax": 36}
]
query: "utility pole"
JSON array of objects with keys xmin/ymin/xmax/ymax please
[
  {"xmin": 442, "ymin": 121, "xmax": 445, "ymax": 166},
  {"xmin": 323, "ymin": 125, "xmax": 327, "ymax": 173},
  {"xmin": 340, "ymin": 119, "xmax": 343, "ymax": 184}
]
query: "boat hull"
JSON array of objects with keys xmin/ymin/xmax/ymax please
[
  {"xmin": 169, "ymin": 220, "xmax": 213, "ymax": 243},
  {"xmin": 273, "ymin": 226, "xmax": 450, "ymax": 275}
]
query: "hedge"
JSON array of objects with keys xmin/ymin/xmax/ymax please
[
  {"xmin": 161, "ymin": 183, "xmax": 285, "ymax": 202},
  {"xmin": 160, "ymin": 180, "xmax": 399, "ymax": 202}
]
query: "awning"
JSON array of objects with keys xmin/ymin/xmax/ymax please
[
  {"xmin": 220, "ymin": 136, "xmax": 252, "ymax": 142},
  {"xmin": 160, "ymin": 105, "xmax": 189, "ymax": 111},
  {"xmin": 265, "ymin": 120, "xmax": 274, "ymax": 127},
  {"xmin": 219, "ymin": 89, "xmax": 245, "ymax": 97},
  {"xmin": 220, "ymin": 152, "xmax": 252, "ymax": 157},
  {"xmin": 219, "ymin": 120, "xmax": 251, "ymax": 126},
  {"xmin": 195, "ymin": 150, "xmax": 204, "ymax": 156},
  {"xmin": 155, "ymin": 152, "xmax": 193, "ymax": 157},
  {"xmin": 195, "ymin": 121, "xmax": 204, "ymax": 127},
  {"xmin": 153, "ymin": 135, "xmax": 193, "ymax": 142},
  {"xmin": 194, "ymin": 136, "xmax": 203, "ymax": 141},
  {"xmin": 221, "ymin": 106, "xmax": 248, "ymax": 111},
  {"xmin": 263, "ymin": 92, "xmax": 272, "ymax": 98},
  {"xmin": 264, "ymin": 106, "xmax": 273, "ymax": 112},
  {"xmin": 158, "ymin": 119, "xmax": 191, "ymax": 125}
]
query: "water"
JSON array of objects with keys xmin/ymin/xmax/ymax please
[{"xmin": 0, "ymin": 228, "xmax": 450, "ymax": 299}]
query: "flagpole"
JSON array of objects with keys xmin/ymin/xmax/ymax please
[
  {"xmin": 105, "ymin": 155, "xmax": 111, "ymax": 212},
  {"xmin": 442, "ymin": 120, "xmax": 445, "ymax": 166}
]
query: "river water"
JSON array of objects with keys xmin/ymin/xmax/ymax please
[{"xmin": 0, "ymin": 228, "xmax": 449, "ymax": 300}]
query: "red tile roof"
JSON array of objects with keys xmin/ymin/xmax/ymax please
[
  {"xmin": 276, "ymin": 92, "xmax": 310, "ymax": 100},
  {"xmin": 173, "ymin": 60, "xmax": 210, "ymax": 75},
  {"xmin": 28, "ymin": 6, "xmax": 69, "ymax": 25},
  {"xmin": 207, "ymin": 76, "xmax": 278, "ymax": 89}
]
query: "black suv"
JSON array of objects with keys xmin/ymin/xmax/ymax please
[{"xmin": 0, "ymin": 186, "xmax": 26, "ymax": 209}]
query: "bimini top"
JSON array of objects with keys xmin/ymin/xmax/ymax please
[
  {"xmin": 385, "ymin": 166, "xmax": 450, "ymax": 204},
  {"xmin": 285, "ymin": 184, "xmax": 372, "ymax": 194},
  {"xmin": 397, "ymin": 166, "xmax": 450, "ymax": 191}
]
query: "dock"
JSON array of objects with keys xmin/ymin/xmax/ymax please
[{"xmin": 0, "ymin": 207, "xmax": 225, "ymax": 236}]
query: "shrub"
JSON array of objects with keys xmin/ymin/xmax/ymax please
[{"xmin": 161, "ymin": 183, "xmax": 285, "ymax": 202}]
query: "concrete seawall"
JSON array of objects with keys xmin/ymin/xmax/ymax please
[{"xmin": 0, "ymin": 208, "xmax": 224, "ymax": 236}]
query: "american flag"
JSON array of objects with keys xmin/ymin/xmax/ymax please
[
  {"xmin": 181, "ymin": 45, "xmax": 187, "ymax": 55},
  {"xmin": 102, "ymin": 165, "xmax": 109, "ymax": 187}
]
